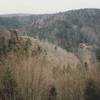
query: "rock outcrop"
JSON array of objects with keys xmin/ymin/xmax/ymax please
[{"xmin": 0, "ymin": 27, "xmax": 18, "ymax": 54}]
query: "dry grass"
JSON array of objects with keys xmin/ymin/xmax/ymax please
[{"xmin": 0, "ymin": 37, "xmax": 100, "ymax": 100}]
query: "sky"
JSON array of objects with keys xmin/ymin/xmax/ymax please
[{"xmin": 0, "ymin": 0, "xmax": 100, "ymax": 14}]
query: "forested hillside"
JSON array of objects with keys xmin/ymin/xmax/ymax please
[
  {"xmin": 0, "ymin": 9, "xmax": 100, "ymax": 49},
  {"xmin": 0, "ymin": 9, "xmax": 100, "ymax": 56}
]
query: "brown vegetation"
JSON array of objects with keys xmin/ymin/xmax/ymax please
[{"xmin": 0, "ymin": 37, "xmax": 100, "ymax": 100}]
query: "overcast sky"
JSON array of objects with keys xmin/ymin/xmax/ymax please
[{"xmin": 0, "ymin": 0, "xmax": 100, "ymax": 14}]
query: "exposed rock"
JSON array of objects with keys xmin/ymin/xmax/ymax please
[{"xmin": 0, "ymin": 27, "xmax": 19, "ymax": 54}]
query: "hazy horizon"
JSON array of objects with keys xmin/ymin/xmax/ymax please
[{"xmin": 0, "ymin": 0, "xmax": 100, "ymax": 14}]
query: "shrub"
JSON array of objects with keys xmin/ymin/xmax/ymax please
[
  {"xmin": 0, "ymin": 63, "xmax": 17, "ymax": 100},
  {"xmin": 84, "ymin": 79, "xmax": 100, "ymax": 100}
]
